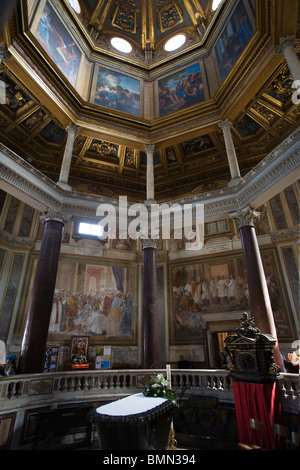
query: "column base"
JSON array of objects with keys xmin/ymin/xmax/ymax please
[
  {"xmin": 57, "ymin": 181, "xmax": 72, "ymax": 191},
  {"xmin": 228, "ymin": 176, "xmax": 242, "ymax": 187}
]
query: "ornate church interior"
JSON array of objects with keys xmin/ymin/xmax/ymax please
[{"xmin": 0, "ymin": 0, "xmax": 299, "ymax": 452}]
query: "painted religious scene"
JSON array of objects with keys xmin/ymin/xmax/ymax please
[
  {"xmin": 170, "ymin": 250, "xmax": 293, "ymax": 343},
  {"xmin": 158, "ymin": 62, "xmax": 205, "ymax": 117},
  {"xmin": 93, "ymin": 67, "xmax": 140, "ymax": 116},
  {"xmin": 23, "ymin": 258, "xmax": 136, "ymax": 344},
  {"xmin": 33, "ymin": 1, "xmax": 81, "ymax": 87},
  {"xmin": 215, "ymin": 0, "xmax": 254, "ymax": 81}
]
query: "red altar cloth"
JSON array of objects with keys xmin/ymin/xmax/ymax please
[{"xmin": 233, "ymin": 381, "xmax": 285, "ymax": 450}]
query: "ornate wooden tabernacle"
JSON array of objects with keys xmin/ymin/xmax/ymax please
[{"xmin": 225, "ymin": 313, "xmax": 281, "ymax": 384}]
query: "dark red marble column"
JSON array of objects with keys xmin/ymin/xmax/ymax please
[
  {"xmin": 142, "ymin": 240, "xmax": 160, "ymax": 369},
  {"xmin": 202, "ymin": 324, "xmax": 210, "ymax": 368},
  {"xmin": 18, "ymin": 217, "xmax": 64, "ymax": 374},
  {"xmin": 234, "ymin": 208, "xmax": 283, "ymax": 370}
]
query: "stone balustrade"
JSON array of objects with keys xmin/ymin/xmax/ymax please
[
  {"xmin": 0, "ymin": 369, "xmax": 298, "ymax": 450},
  {"xmin": 0, "ymin": 369, "xmax": 298, "ymax": 412}
]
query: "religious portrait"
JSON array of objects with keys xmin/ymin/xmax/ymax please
[
  {"xmin": 93, "ymin": 66, "xmax": 141, "ymax": 116},
  {"xmin": 158, "ymin": 62, "xmax": 205, "ymax": 117},
  {"xmin": 32, "ymin": 1, "xmax": 81, "ymax": 87},
  {"xmin": 215, "ymin": 0, "xmax": 254, "ymax": 81},
  {"xmin": 70, "ymin": 336, "xmax": 89, "ymax": 359},
  {"xmin": 169, "ymin": 249, "xmax": 294, "ymax": 344}
]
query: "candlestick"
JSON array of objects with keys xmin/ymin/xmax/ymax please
[{"xmin": 166, "ymin": 364, "xmax": 171, "ymax": 382}]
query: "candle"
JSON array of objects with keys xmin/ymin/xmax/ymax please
[{"xmin": 166, "ymin": 364, "xmax": 171, "ymax": 382}]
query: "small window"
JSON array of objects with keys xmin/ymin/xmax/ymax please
[
  {"xmin": 111, "ymin": 37, "xmax": 132, "ymax": 53},
  {"xmin": 66, "ymin": 0, "xmax": 81, "ymax": 14},
  {"xmin": 212, "ymin": 0, "xmax": 222, "ymax": 11},
  {"xmin": 205, "ymin": 219, "xmax": 228, "ymax": 235},
  {"xmin": 78, "ymin": 222, "xmax": 104, "ymax": 238},
  {"xmin": 164, "ymin": 34, "xmax": 186, "ymax": 52}
]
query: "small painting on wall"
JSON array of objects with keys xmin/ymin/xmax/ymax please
[{"xmin": 70, "ymin": 335, "xmax": 89, "ymax": 359}]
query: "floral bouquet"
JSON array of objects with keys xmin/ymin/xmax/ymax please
[
  {"xmin": 143, "ymin": 373, "xmax": 177, "ymax": 405},
  {"xmin": 72, "ymin": 354, "xmax": 87, "ymax": 364}
]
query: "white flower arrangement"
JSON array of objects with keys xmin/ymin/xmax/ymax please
[{"xmin": 143, "ymin": 373, "xmax": 177, "ymax": 405}]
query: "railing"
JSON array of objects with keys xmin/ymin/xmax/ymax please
[{"xmin": 1, "ymin": 369, "xmax": 298, "ymax": 413}]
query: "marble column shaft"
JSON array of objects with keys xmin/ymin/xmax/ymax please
[
  {"xmin": 234, "ymin": 208, "xmax": 283, "ymax": 369},
  {"xmin": 18, "ymin": 216, "xmax": 64, "ymax": 374},
  {"xmin": 145, "ymin": 144, "xmax": 155, "ymax": 201},
  {"xmin": 58, "ymin": 123, "xmax": 78, "ymax": 189},
  {"xmin": 219, "ymin": 119, "xmax": 241, "ymax": 184},
  {"xmin": 142, "ymin": 240, "xmax": 160, "ymax": 368},
  {"xmin": 142, "ymin": 143, "xmax": 160, "ymax": 368},
  {"xmin": 202, "ymin": 324, "xmax": 210, "ymax": 368}
]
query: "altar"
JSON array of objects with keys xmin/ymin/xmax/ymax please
[{"xmin": 89, "ymin": 393, "xmax": 174, "ymax": 450}]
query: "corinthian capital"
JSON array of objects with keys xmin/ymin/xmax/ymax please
[
  {"xmin": 66, "ymin": 122, "xmax": 79, "ymax": 135},
  {"xmin": 145, "ymin": 144, "xmax": 155, "ymax": 155},
  {"xmin": 230, "ymin": 207, "xmax": 260, "ymax": 228},
  {"xmin": 142, "ymin": 238, "xmax": 158, "ymax": 249},
  {"xmin": 218, "ymin": 119, "xmax": 232, "ymax": 133},
  {"xmin": 278, "ymin": 36, "xmax": 296, "ymax": 54},
  {"xmin": 40, "ymin": 209, "xmax": 71, "ymax": 225}
]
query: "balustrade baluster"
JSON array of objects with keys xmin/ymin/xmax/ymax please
[{"xmin": 60, "ymin": 377, "xmax": 67, "ymax": 392}]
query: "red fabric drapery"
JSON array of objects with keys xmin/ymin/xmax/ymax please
[{"xmin": 233, "ymin": 381, "xmax": 285, "ymax": 450}]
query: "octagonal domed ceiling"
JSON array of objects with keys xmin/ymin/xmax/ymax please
[
  {"xmin": 63, "ymin": 0, "xmax": 225, "ymax": 68},
  {"xmin": 0, "ymin": 0, "xmax": 299, "ymax": 202}
]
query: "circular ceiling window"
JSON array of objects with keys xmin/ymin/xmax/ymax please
[
  {"xmin": 66, "ymin": 0, "xmax": 81, "ymax": 14},
  {"xmin": 111, "ymin": 37, "xmax": 132, "ymax": 53},
  {"xmin": 212, "ymin": 0, "xmax": 222, "ymax": 11},
  {"xmin": 164, "ymin": 34, "xmax": 186, "ymax": 52}
]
